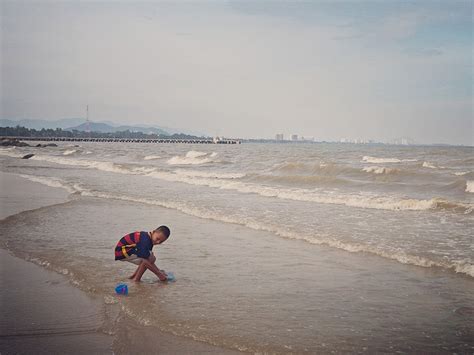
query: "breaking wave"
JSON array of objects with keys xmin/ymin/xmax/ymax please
[
  {"xmin": 63, "ymin": 149, "xmax": 77, "ymax": 156},
  {"xmin": 18, "ymin": 174, "xmax": 77, "ymax": 194},
  {"xmin": 272, "ymin": 161, "xmax": 405, "ymax": 179},
  {"xmin": 14, "ymin": 173, "xmax": 474, "ymax": 278},
  {"xmin": 143, "ymin": 155, "xmax": 161, "ymax": 161},
  {"xmin": 362, "ymin": 166, "xmax": 399, "ymax": 175},
  {"xmin": 362, "ymin": 156, "xmax": 417, "ymax": 164},
  {"xmin": 7, "ymin": 152, "xmax": 472, "ymax": 213},
  {"xmin": 173, "ymin": 169, "xmax": 245, "ymax": 179},
  {"xmin": 167, "ymin": 151, "xmax": 215, "ymax": 165},
  {"xmin": 0, "ymin": 148, "xmax": 24, "ymax": 158},
  {"xmin": 466, "ymin": 181, "xmax": 474, "ymax": 193},
  {"xmin": 422, "ymin": 161, "xmax": 443, "ymax": 169}
]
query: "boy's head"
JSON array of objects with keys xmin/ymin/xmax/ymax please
[{"xmin": 151, "ymin": 225, "xmax": 171, "ymax": 245}]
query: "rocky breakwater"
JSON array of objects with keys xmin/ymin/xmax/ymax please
[{"xmin": 0, "ymin": 137, "xmax": 31, "ymax": 147}]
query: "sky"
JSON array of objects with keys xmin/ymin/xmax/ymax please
[{"xmin": 1, "ymin": 1, "xmax": 472, "ymax": 144}]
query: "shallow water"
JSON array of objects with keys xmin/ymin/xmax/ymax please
[{"xmin": 1, "ymin": 142, "xmax": 473, "ymax": 352}]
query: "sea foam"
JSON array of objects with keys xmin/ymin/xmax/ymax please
[
  {"xmin": 466, "ymin": 181, "xmax": 474, "ymax": 193},
  {"xmin": 362, "ymin": 166, "xmax": 398, "ymax": 175},
  {"xmin": 174, "ymin": 169, "xmax": 245, "ymax": 179},
  {"xmin": 362, "ymin": 156, "xmax": 417, "ymax": 164},
  {"xmin": 167, "ymin": 151, "xmax": 215, "ymax": 165},
  {"xmin": 18, "ymin": 174, "xmax": 78, "ymax": 194},
  {"xmin": 422, "ymin": 161, "xmax": 438, "ymax": 169},
  {"xmin": 143, "ymin": 155, "xmax": 161, "ymax": 161}
]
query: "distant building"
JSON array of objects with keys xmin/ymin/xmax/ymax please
[
  {"xmin": 392, "ymin": 137, "xmax": 414, "ymax": 145},
  {"xmin": 291, "ymin": 134, "xmax": 298, "ymax": 141},
  {"xmin": 275, "ymin": 133, "xmax": 284, "ymax": 141}
]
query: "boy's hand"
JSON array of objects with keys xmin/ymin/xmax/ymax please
[{"xmin": 158, "ymin": 270, "xmax": 168, "ymax": 282}]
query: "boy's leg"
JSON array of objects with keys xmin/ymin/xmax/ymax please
[
  {"xmin": 133, "ymin": 259, "xmax": 167, "ymax": 282},
  {"xmin": 127, "ymin": 255, "xmax": 148, "ymax": 279},
  {"xmin": 132, "ymin": 261, "xmax": 148, "ymax": 281},
  {"xmin": 128, "ymin": 265, "xmax": 141, "ymax": 279}
]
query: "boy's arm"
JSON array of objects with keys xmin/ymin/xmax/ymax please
[{"xmin": 145, "ymin": 257, "xmax": 168, "ymax": 281}]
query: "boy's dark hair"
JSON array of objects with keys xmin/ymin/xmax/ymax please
[{"xmin": 155, "ymin": 225, "xmax": 171, "ymax": 239}]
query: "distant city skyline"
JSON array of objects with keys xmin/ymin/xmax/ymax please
[{"xmin": 1, "ymin": 1, "xmax": 472, "ymax": 145}]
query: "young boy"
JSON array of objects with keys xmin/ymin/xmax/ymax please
[{"xmin": 114, "ymin": 226, "xmax": 170, "ymax": 282}]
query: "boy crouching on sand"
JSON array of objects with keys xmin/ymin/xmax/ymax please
[{"xmin": 115, "ymin": 226, "xmax": 170, "ymax": 282}]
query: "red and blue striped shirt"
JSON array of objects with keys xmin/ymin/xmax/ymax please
[{"xmin": 114, "ymin": 231, "xmax": 153, "ymax": 260}]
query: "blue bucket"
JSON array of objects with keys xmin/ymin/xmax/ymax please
[{"xmin": 115, "ymin": 283, "xmax": 128, "ymax": 295}]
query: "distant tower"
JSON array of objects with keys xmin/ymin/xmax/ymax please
[{"xmin": 85, "ymin": 105, "xmax": 90, "ymax": 133}]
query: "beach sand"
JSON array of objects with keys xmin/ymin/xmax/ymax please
[{"xmin": 0, "ymin": 172, "xmax": 239, "ymax": 354}]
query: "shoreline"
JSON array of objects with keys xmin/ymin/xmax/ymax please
[{"xmin": 0, "ymin": 172, "xmax": 240, "ymax": 354}]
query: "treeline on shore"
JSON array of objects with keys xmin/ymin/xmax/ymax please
[{"xmin": 0, "ymin": 125, "xmax": 207, "ymax": 140}]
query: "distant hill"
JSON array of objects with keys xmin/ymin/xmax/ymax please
[
  {"xmin": 67, "ymin": 122, "xmax": 168, "ymax": 135},
  {"xmin": 0, "ymin": 118, "xmax": 208, "ymax": 136}
]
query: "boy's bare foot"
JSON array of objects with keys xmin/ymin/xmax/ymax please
[{"xmin": 128, "ymin": 273, "xmax": 136, "ymax": 279}]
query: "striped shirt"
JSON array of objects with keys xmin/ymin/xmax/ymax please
[{"xmin": 115, "ymin": 231, "xmax": 153, "ymax": 261}]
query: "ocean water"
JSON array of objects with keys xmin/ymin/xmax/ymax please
[{"xmin": 1, "ymin": 142, "xmax": 473, "ymax": 352}]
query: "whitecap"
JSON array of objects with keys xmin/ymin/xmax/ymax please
[
  {"xmin": 167, "ymin": 151, "xmax": 213, "ymax": 165},
  {"xmin": 173, "ymin": 169, "xmax": 245, "ymax": 179},
  {"xmin": 143, "ymin": 155, "xmax": 161, "ymax": 161},
  {"xmin": 362, "ymin": 166, "xmax": 397, "ymax": 175},
  {"xmin": 422, "ymin": 161, "xmax": 437, "ymax": 169},
  {"xmin": 362, "ymin": 156, "xmax": 417, "ymax": 164},
  {"xmin": 186, "ymin": 150, "xmax": 207, "ymax": 158},
  {"xmin": 466, "ymin": 181, "xmax": 474, "ymax": 193}
]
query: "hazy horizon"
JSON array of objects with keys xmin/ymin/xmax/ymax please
[{"xmin": 1, "ymin": 1, "xmax": 472, "ymax": 145}]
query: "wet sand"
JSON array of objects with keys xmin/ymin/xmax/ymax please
[
  {"xmin": 0, "ymin": 249, "xmax": 113, "ymax": 354},
  {"xmin": 0, "ymin": 172, "xmax": 239, "ymax": 354}
]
